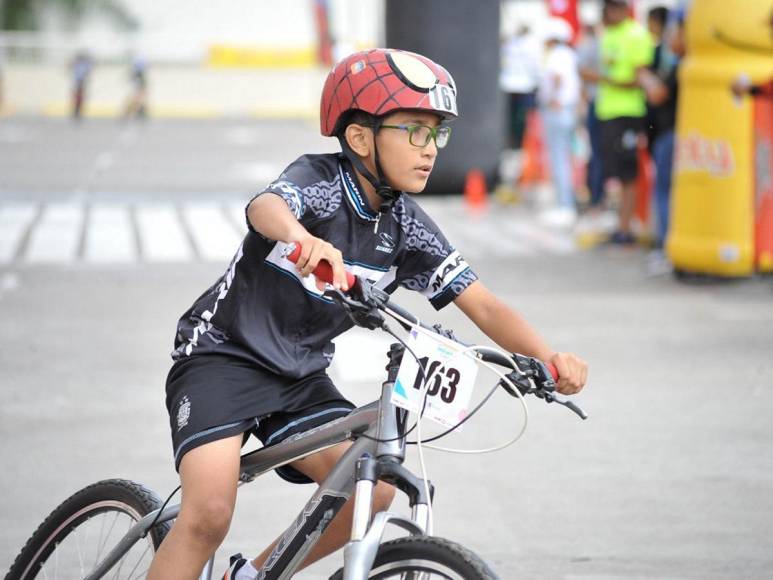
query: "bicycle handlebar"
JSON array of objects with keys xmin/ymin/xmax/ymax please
[
  {"xmin": 283, "ymin": 242, "xmax": 586, "ymax": 419},
  {"xmin": 285, "ymin": 243, "xmax": 357, "ymax": 289}
]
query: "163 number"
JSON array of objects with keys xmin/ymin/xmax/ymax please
[{"xmin": 412, "ymin": 356, "xmax": 460, "ymax": 403}]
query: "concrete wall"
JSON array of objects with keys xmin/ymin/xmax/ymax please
[{"xmin": 2, "ymin": 63, "xmax": 326, "ymax": 118}]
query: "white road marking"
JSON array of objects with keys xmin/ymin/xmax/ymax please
[
  {"xmin": 0, "ymin": 272, "xmax": 21, "ymax": 300},
  {"xmin": 26, "ymin": 202, "xmax": 84, "ymax": 264},
  {"xmin": 182, "ymin": 203, "xmax": 243, "ymax": 262},
  {"xmin": 84, "ymin": 204, "xmax": 137, "ymax": 263},
  {"xmin": 0, "ymin": 203, "xmax": 37, "ymax": 264},
  {"xmin": 227, "ymin": 202, "xmax": 249, "ymax": 235},
  {"xmin": 135, "ymin": 204, "xmax": 194, "ymax": 262}
]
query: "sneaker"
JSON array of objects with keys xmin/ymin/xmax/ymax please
[
  {"xmin": 606, "ymin": 230, "xmax": 636, "ymax": 246},
  {"xmin": 598, "ymin": 209, "xmax": 619, "ymax": 233},
  {"xmin": 646, "ymin": 250, "xmax": 673, "ymax": 276},
  {"xmin": 222, "ymin": 553, "xmax": 249, "ymax": 580},
  {"xmin": 538, "ymin": 206, "xmax": 577, "ymax": 228}
]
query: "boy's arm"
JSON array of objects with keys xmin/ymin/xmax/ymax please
[
  {"xmin": 247, "ymin": 193, "xmax": 350, "ymax": 291},
  {"xmin": 454, "ymin": 280, "xmax": 587, "ymax": 395}
]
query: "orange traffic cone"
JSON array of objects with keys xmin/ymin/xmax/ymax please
[
  {"xmin": 463, "ymin": 168, "xmax": 488, "ymax": 213},
  {"xmin": 635, "ymin": 143, "xmax": 653, "ymax": 242},
  {"xmin": 518, "ymin": 110, "xmax": 547, "ymax": 187}
]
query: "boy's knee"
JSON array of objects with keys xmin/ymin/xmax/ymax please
[
  {"xmin": 372, "ymin": 482, "xmax": 396, "ymax": 512},
  {"xmin": 180, "ymin": 498, "xmax": 234, "ymax": 546}
]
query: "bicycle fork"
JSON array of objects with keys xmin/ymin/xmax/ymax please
[{"xmin": 342, "ymin": 344, "xmax": 434, "ymax": 580}]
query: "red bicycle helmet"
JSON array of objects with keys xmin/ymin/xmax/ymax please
[{"xmin": 320, "ymin": 48, "xmax": 458, "ymax": 136}]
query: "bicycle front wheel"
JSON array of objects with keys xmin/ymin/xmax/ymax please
[
  {"xmin": 331, "ymin": 536, "xmax": 499, "ymax": 579},
  {"xmin": 5, "ymin": 479, "xmax": 171, "ymax": 580}
]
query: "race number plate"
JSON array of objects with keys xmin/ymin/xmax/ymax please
[{"xmin": 392, "ymin": 329, "xmax": 479, "ymax": 430}]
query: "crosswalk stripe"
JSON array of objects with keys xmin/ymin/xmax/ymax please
[
  {"xmin": 226, "ymin": 202, "xmax": 249, "ymax": 235},
  {"xmin": 26, "ymin": 202, "xmax": 84, "ymax": 264},
  {"xmin": 84, "ymin": 204, "xmax": 137, "ymax": 263},
  {"xmin": 135, "ymin": 204, "xmax": 194, "ymax": 262},
  {"xmin": 0, "ymin": 203, "xmax": 38, "ymax": 264},
  {"xmin": 182, "ymin": 203, "xmax": 243, "ymax": 262}
]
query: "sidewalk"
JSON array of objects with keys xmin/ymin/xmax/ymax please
[{"xmin": 1, "ymin": 63, "xmax": 326, "ymax": 119}]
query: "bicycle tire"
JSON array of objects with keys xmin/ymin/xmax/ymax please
[
  {"xmin": 5, "ymin": 479, "xmax": 171, "ymax": 580},
  {"xmin": 329, "ymin": 535, "xmax": 499, "ymax": 579}
]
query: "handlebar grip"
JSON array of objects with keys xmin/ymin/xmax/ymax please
[
  {"xmin": 285, "ymin": 243, "xmax": 356, "ymax": 289},
  {"xmin": 546, "ymin": 362, "xmax": 559, "ymax": 381}
]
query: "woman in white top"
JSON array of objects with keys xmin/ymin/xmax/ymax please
[{"xmin": 538, "ymin": 18, "xmax": 581, "ymax": 226}]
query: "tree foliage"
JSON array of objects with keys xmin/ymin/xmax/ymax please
[{"xmin": 1, "ymin": 0, "xmax": 138, "ymax": 31}]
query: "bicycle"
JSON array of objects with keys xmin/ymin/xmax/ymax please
[{"xmin": 6, "ymin": 244, "xmax": 587, "ymax": 580}]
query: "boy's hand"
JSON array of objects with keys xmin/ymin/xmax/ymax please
[
  {"xmin": 294, "ymin": 236, "xmax": 349, "ymax": 292},
  {"xmin": 548, "ymin": 352, "xmax": 587, "ymax": 395}
]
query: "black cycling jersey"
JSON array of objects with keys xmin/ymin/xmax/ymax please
[{"xmin": 171, "ymin": 153, "xmax": 478, "ymax": 378}]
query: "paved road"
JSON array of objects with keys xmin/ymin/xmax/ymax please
[{"xmin": 1, "ymin": 118, "xmax": 772, "ymax": 579}]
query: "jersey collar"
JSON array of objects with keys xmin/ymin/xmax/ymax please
[{"xmin": 338, "ymin": 159, "xmax": 378, "ymax": 221}]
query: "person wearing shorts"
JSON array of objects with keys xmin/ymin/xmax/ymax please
[
  {"xmin": 595, "ymin": 0, "xmax": 654, "ymax": 244},
  {"xmin": 147, "ymin": 48, "xmax": 588, "ymax": 580}
]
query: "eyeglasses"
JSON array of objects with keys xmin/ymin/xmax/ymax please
[{"xmin": 379, "ymin": 124, "xmax": 452, "ymax": 149}]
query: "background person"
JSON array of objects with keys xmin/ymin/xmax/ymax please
[
  {"xmin": 537, "ymin": 18, "xmax": 582, "ymax": 227},
  {"xmin": 588, "ymin": 0, "xmax": 654, "ymax": 245},
  {"xmin": 499, "ymin": 24, "xmax": 540, "ymax": 150},
  {"xmin": 70, "ymin": 50, "xmax": 93, "ymax": 121},
  {"xmin": 123, "ymin": 53, "xmax": 148, "ymax": 120},
  {"xmin": 645, "ymin": 6, "xmax": 672, "ymax": 154},
  {"xmin": 638, "ymin": 8, "xmax": 687, "ymax": 273},
  {"xmin": 576, "ymin": 21, "xmax": 605, "ymax": 213}
]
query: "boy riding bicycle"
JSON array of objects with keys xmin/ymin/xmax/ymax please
[{"xmin": 147, "ymin": 48, "xmax": 588, "ymax": 580}]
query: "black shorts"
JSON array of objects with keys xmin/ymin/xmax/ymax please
[
  {"xmin": 166, "ymin": 354, "xmax": 355, "ymax": 483},
  {"xmin": 600, "ymin": 116, "xmax": 644, "ymax": 182}
]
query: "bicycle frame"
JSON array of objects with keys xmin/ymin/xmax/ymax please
[{"xmin": 84, "ymin": 344, "xmax": 431, "ymax": 580}]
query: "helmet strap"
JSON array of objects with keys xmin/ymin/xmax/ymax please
[{"xmin": 339, "ymin": 119, "xmax": 400, "ymax": 213}]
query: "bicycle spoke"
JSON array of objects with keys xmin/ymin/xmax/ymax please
[
  {"xmin": 109, "ymin": 515, "xmax": 136, "ymax": 580},
  {"xmin": 56, "ymin": 539, "xmax": 61, "ymax": 578},
  {"xmin": 41, "ymin": 559, "xmax": 50, "ymax": 580},
  {"xmin": 126, "ymin": 542, "xmax": 152, "ymax": 579},
  {"xmin": 82, "ymin": 518, "xmax": 91, "ymax": 574},
  {"xmin": 97, "ymin": 511, "xmax": 121, "ymax": 565},
  {"xmin": 76, "ymin": 519, "xmax": 87, "ymax": 576},
  {"xmin": 112, "ymin": 545, "xmax": 126, "ymax": 579}
]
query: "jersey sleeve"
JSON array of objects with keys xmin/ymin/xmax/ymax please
[
  {"xmin": 245, "ymin": 155, "xmax": 342, "ymax": 236},
  {"xmin": 393, "ymin": 199, "xmax": 478, "ymax": 310}
]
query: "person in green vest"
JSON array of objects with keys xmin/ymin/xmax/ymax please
[{"xmin": 583, "ymin": 0, "xmax": 654, "ymax": 245}]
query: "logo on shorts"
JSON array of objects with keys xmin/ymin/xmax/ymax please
[
  {"xmin": 622, "ymin": 129, "xmax": 638, "ymax": 150},
  {"xmin": 177, "ymin": 396, "xmax": 191, "ymax": 431}
]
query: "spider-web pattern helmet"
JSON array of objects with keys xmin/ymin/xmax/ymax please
[{"xmin": 320, "ymin": 48, "xmax": 458, "ymax": 136}]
